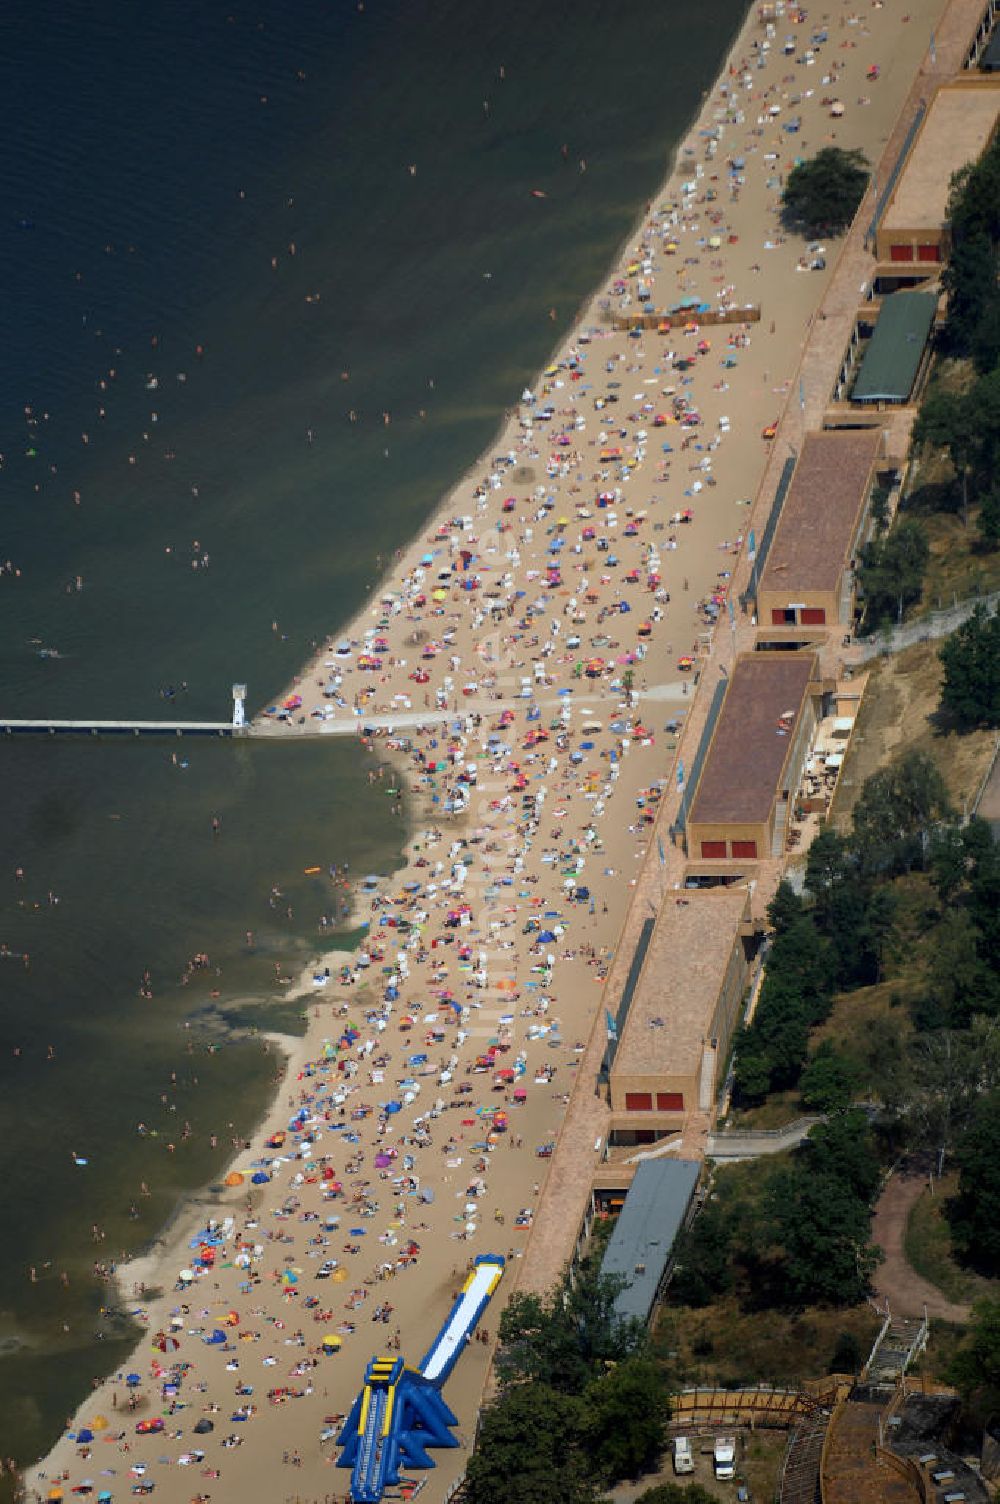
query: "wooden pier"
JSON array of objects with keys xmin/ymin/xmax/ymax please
[
  {"xmin": 0, "ymin": 719, "xmax": 241, "ymax": 738},
  {"xmin": 0, "ymin": 683, "xmax": 250, "ymax": 739}
]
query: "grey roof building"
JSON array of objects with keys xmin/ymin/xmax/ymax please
[{"xmin": 600, "ymin": 1159, "xmax": 700, "ymax": 1325}]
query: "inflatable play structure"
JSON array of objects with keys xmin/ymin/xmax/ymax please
[{"xmin": 337, "ymin": 1254, "xmax": 505, "ymax": 1503}]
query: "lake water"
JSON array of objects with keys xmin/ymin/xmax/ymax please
[{"xmin": 0, "ymin": 0, "xmax": 750, "ymax": 1465}]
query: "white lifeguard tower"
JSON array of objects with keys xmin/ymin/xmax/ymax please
[{"xmin": 232, "ymin": 683, "xmax": 247, "ymax": 729}]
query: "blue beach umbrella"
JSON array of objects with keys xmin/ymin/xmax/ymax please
[{"xmin": 126, "ymin": 1374, "xmax": 141, "ymax": 1387}]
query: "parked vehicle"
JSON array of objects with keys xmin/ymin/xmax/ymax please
[{"xmin": 714, "ymin": 1436, "xmax": 737, "ymax": 1480}]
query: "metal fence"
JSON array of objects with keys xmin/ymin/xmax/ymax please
[
  {"xmin": 741, "ymin": 454, "xmax": 798, "ymax": 610},
  {"xmin": 855, "ymin": 588, "xmax": 1000, "ymax": 661}
]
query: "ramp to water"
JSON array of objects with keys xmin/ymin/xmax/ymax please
[
  {"xmin": 338, "ymin": 1255, "xmax": 505, "ymax": 1503},
  {"xmin": 420, "ymin": 1257, "xmax": 505, "ymax": 1385}
]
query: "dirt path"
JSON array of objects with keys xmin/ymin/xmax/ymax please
[{"xmin": 871, "ymin": 1166, "xmax": 970, "ymax": 1323}]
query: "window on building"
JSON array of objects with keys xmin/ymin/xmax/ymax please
[
  {"xmin": 890, "ymin": 243, "xmax": 914, "ymax": 262},
  {"xmin": 625, "ymin": 1092, "xmax": 653, "ymax": 1111},
  {"xmin": 800, "ymin": 607, "xmax": 826, "ymax": 625},
  {"xmin": 731, "ymin": 840, "xmax": 758, "ymax": 859},
  {"xmin": 656, "ymin": 1092, "xmax": 684, "ymax": 1111},
  {"xmin": 700, "ymin": 840, "xmax": 726, "ymax": 859},
  {"xmin": 917, "ymin": 244, "xmax": 940, "ymax": 262}
]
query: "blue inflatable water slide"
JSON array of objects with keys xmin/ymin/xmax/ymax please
[{"xmin": 337, "ymin": 1253, "xmax": 505, "ymax": 1503}]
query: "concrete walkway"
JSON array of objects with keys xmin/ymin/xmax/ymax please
[
  {"xmin": 707, "ymin": 1115, "xmax": 822, "ymax": 1159},
  {"xmin": 251, "ymin": 682, "xmax": 690, "ymax": 737}
]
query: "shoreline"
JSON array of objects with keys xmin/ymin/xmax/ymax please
[
  {"xmin": 256, "ymin": 34, "xmax": 752, "ymax": 734},
  {"xmin": 27, "ymin": 0, "xmax": 955, "ymax": 1500},
  {"xmin": 111, "ymin": 1030, "xmax": 307, "ymax": 1303}
]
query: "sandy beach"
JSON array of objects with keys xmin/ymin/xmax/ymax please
[{"xmin": 27, "ymin": 1, "xmax": 953, "ymax": 1501}]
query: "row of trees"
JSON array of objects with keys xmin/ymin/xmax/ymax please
[
  {"xmin": 949, "ymin": 1088, "xmax": 1000, "ymax": 1273},
  {"xmin": 948, "ymin": 1298, "xmax": 1000, "ymax": 1423},
  {"xmin": 858, "ymin": 131, "xmax": 1000, "ymax": 630},
  {"xmin": 734, "ymin": 752, "xmax": 951, "ymax": 1102},
  {"xmin": 666, "ymin": 812, "xmax": 1000, "ymax": 1329},
  {"xmin": 748, "ymin": 775, "xmax": 999, "ymax": 1036},
  {"xmin": 939, "ymin": 603, "xmax": 1000, "ymax": 729},
  {"xmin": 777, "ymin": 145, "xmax": 1000, "ymax": 633},
  {"xmin": 913, "ymin": 367, "xmax": 1000, "ymax": 532},
  {"xmin": 919, "ymin": 821, "xmax": 1000, "ymax": 1274},
  {"xmin": 735, "ymin": 748, "xmax": 1000, "ymax": 1275},
  {"xmin": 466, "ymin": 1264, "xmax": 670, "ymax": 1504},
  {"xmin": 775, "ymin": 148, "xmax": 1000, "ymax": 616},
  {"xmin": 671, "ymin": 1110, "xmax": 883, "ymax": 1312},
  {"xmin": 940, "ymin": 130, "xmax": 1000, "ymax": 365},
  {"xmin": 916, "ymin": 817, "xmax": 1000, "ymax": 1029},
  {"xmin": 856, "ymin": 518, "xmax": 928, "ymax": 627}
]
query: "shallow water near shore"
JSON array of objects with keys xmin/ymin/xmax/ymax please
[{"xmin": 0, "ymin": 0, "xmax": 750, "ymax": 1468}]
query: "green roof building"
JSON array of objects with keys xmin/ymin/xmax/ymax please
[{"xmin": 852, "ymin": 291, "xmax": 937, "ymax": 404}]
